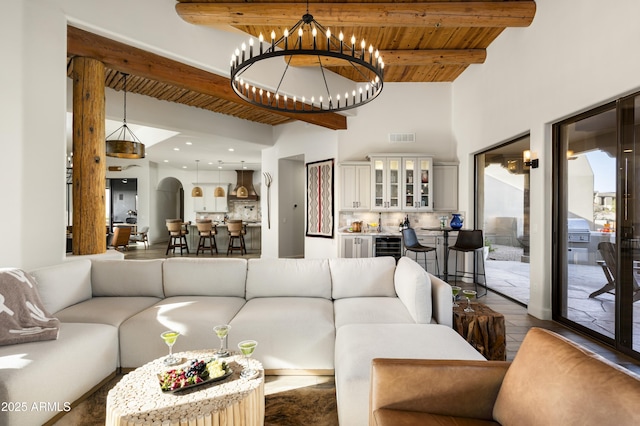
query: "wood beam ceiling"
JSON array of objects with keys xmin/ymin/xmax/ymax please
[{"xmin": 67, "ymin": 26, "xmax": 347, "ymax": 130}]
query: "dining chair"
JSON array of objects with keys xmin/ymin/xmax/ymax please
[
  {"xmin": 401, "ymin": 228, "xmax": 439, "ymax": 276},
  {"xmin": 129, "ymin": 225, "xmax": 149, "ymax": 249},
  {"xmin": 195, "ymin": 219, "xmax": 218, "ymax": 255},
  {"xmin": 111, "ymin": 225, "xmax": 132, "ymax": 251},
  {"xmin": 448, "ymin": 229, "xmax": 487, "ymax": 296}
]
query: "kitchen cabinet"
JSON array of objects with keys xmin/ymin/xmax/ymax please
[
  {"xmin": 193, "ymin": 183, "xmax": 230, "ymax": 213},
  {"xmin": 402, "ymin": 157, "xmax": 433, "ymax": 211},
  {"xmin": 433, "ymin": 164, "xmax": 458, "ymax": 211},
  {"xmin": 340, "ymin": 234, "xmax": 372, "ymax": 258},
  {"xmin": 370, "ymin": 157, "xmax": 401, "ymax": 211},
  {"xmin": 340, "ymin": 162, "xmax": 371, "ymax": 211}
]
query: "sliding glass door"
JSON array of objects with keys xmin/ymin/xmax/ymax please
[{"xmin": 554, "ymin": 93, "xmax": 640, "ymax": 358}]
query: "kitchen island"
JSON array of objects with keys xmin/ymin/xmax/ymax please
[{"xmin": 189, "ymin": 222, "xmax": 261, "ymax": 254}]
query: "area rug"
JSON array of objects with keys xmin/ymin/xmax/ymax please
[{"xmin": 53, "ymin": 374, "xmax": 339, "ymax": 426}]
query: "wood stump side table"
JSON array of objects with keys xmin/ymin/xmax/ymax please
[
  {"xmin": 106, "ymin": 349, "xmax": 265, "ymax": 426},
  {"xmin": 453, "ymin": 303, "xmax": 506, "ymax": 361}
]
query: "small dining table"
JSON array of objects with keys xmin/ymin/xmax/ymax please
[{"xmin": 421, "ymin": 227, "xmax": 460, "ymax": 282}]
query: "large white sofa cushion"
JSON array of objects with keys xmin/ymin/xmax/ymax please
[
  {"xmin": 394, "ymin": 256, "xmax": 432, "ymax": 323},
  {"xmin": 30, "ymin": 259, "xmax": 92, "ymax": 314},
  {"xmin": 246, "ymin": 258, "xmax": 331, "ymax": 299},
  {"xmin": 334, "ymin": 324, "xmax": 485, "ymax": 426},
  {"xmin": 228, "ymin": 297, "xmax": 335, "ymax": 372},
  {"xmin": 0, "ymin": 322, "xmax": 118, "ymax": 426},
  {"xmin": 333, "ymin": 297, "xmax": 415, "ymax": 328},
  {"xmin": 119, "ymin": 296, "xmax": 246, "ymax": 368},
  {"xmin": 330, "ymin": 257, "xmax": 396, "ymax": 299},
  {"xmin": 91, "ymin": 259, "xmax": 164, "ymax": 297},
  {"xmin": 163, "ymin": 258, "xmax": 247, "ymax": 297},
  {"xmin": 55, "ymin": 296, "xmax": 161, "ymax": 327}
]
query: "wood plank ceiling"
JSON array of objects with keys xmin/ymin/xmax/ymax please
[{"xmin": 67, "ymin": 1, "xmax": 535, "ymax": 130}]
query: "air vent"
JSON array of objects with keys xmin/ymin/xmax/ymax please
[{"xmin": 388, "ymin": 133, "xmax": 416, "ymax": 144}]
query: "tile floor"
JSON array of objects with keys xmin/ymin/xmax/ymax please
[{"xmin": 119, "ymin": 242, "xmax": 640, "ymax": 375}]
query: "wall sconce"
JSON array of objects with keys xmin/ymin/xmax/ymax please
[{"xmin": 523, "ymin": 150, "xmax": 539, "ymax": 168}]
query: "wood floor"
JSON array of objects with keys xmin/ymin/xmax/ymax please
[{"xmin": 121, "ymin": 242, "xmax": 640, "ymax": 375}]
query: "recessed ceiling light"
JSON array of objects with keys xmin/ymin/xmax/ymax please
[
  {"xmin": 174, "ymin": 147, "xmax": 180, "ymax": 151},
  {"xmin": 228, "ymin": 148, "xmax": 234, "ymax": 152},
  {"xmin": 208, "ymin": 162, "xmax": 213, "ymax": 165},
  {"xmin": 185, "ymin": 141, "xmax": 192, "ymax": 145},
  {"xmin": 163, "ymin": 160, "xmax": 169, "ymax": 163},
  {"xmin": 182, "ymin": 166, "xmax": 187, "ymax": 169}
]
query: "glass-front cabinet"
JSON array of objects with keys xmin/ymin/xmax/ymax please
[
  {"xmin": 402, "ymin": 157, "xmax": 433, "ymax": 211},
  {"xmin": 371, "ymin": 157, "xmax": 401, "ymax": 211}
]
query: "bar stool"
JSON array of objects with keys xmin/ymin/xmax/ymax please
[
  {"xmin": 196, "ymin": 219, "xmax": 218, "ymax": 255},
  {"xmin": 402, "ymin": 228, "xmax": 439, "ymax": 276},
  {"xmin": 226, "ymin": 220, "xmax": 245, "ymax": 256},
  {"xmin": 165, "ymin": 219, "xmax": 189, "ymax": 255},
  {"xmin": 448, "ymin": 229, "xmax": 487, "ymax": 296}
]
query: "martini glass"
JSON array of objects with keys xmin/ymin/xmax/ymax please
[
  {"xmin": 451, "ymin": 286, "xmax": 462, "ymax": 307},
  {"xmin": 160, "ymin": 330, "xmax": 181, "ymax": 366},
  {"xmin": 213, "ymin": 324, "xmax": 231, "ymax": 357},
  {"xmin": 463, "ymin": 290, "xmax": 477, "ymax": 312},
  {"xmin": 238, "ymin": 340, "xmax": 258, "ymax": 379}
]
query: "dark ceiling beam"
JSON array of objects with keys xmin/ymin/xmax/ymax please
[
  {"xmin": 175, "ymin": 1, "xmax": 536, "ymax": 28},
  {"xmin": 67, "ymin": 26, "xmax": 347, "ymax": 130}
]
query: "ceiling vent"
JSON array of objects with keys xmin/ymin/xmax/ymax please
[{"xmin": 388, "ymin": 133, "xmax": 416, "ymax": 144}]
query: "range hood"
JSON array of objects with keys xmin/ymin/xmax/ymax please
[{"xmin": 229, "ymin": 170, "xmax": 259, "ymax": 201}]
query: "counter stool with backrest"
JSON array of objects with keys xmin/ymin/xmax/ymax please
[
  {"xmin": 165, "ymin": 219, "xmax": 189, "ymax": 255},
  {"xmin": 402, "ymin": 228, "xmax": 439, "ymax": 276},
  {"xmin": 448, "ymin": 229, "xmax": 487, "ymax": 296},
  {"xmin": 226, "ymin": 220, "xmax": 245, "ymax": 256},
  {"xmin": 196, "ymin": 219, "xmax": 218, "ymax": 255}
]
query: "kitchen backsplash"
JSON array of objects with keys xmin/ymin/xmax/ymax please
[
  {"xmin": 195, "ymin": 200, "xmax": 261, "ymax": 222},
  {"xmin": 339, "ymin": 211, "xmax": 462, "ymax": 231}
]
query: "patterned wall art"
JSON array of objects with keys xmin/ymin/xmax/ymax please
[{"xmin": 306, "ymin": 158, "xmax": 334, "ymax": 238}]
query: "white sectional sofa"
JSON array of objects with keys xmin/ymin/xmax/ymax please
[{"xmin": 0, "ymin": 256, "xmax": 484, "ymax": 425}]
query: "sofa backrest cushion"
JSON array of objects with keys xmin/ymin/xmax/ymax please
[
  {"xmin": 91, "ymin": 259, "xmax": 164, "ymax": 297},
  {"xmin": 30, "ymin": 259, "xmax": 92, "ymax": 314},
  {"xmin": 329, "ymin": 257, "xmax": 397, "ymax": 299},
  {"xmin": 246, "ymin": 258, "xmax": 331, "ymax": 299},
  {"xmin": 393, "ymin": 257, "xmax": 432, "ymax": 323},
  {"xmin": 163, "ymin": 258, "xmax": 247, "ymax": 297},
  {"xmin": 493, "ymin": 327, "xmax": 640, "ymax": 425}
]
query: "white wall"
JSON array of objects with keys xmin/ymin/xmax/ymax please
[{"xmin": 452, "ymin": 0, "xmax": 640, "ymax": 319}]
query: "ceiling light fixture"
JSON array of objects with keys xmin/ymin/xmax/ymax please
[
  {"xmin": 106, "ymin": 73, "xmax": 145, "ymax": 159},
  {"xmin": 192, "ymin": 160, "xmax": 203, "ymax": 197},
  {"xmin": 214, "ymin": 161, "xmax": 226, "ymax": 198},
  {"xmin": 230, "ymin": 2, "xmax": 384, "ymax": 114},
  {"xmin": 237, "ymin": 161, "xmax": 249, "ymax": 198}
]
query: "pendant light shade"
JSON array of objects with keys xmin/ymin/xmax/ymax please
[
  {"xmin": 237, "ymin": 161, "xmax": 249, "ymax": 198},
  {"xmin": 214, "ymin": 161, "xmax": 226, "ymax": 197},
  {"xmin": 192, "ymin": 160, "xmax": 203, "ymax": 197},
  {"xmin": 106, "ymin": 73, "xmax": 145, "ymax": 159}
]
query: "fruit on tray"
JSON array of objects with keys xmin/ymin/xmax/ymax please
[{"xmin": 159, "ymin": 358, "xmax": 228, "ymax": 391}]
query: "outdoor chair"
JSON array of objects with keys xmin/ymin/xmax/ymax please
[{"xmin": 589, "ymin": 242, "xmax": 640, "ymax": 302}]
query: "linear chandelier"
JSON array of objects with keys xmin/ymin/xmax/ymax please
[{"xmin": 230, "ymin": 6, "xmax": 384, "ymax": 114}]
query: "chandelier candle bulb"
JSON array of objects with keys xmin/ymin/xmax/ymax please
[
  {"xmin": 283, "ymin": 29, "xmax": 289, "ymax": 49},
  {"xmin": 326, "ymin": 29, "xmax": 331, "ymax": 51},
  {"xmin": 312, "ymin": 27, "xmax": 317, "ymax": 49},
  {"xmin": 241, "ymin": 43, "xmax": 246, "ymax": 62},
  {"xmin": 339, "ymin": 32, "xmax": 344, "ymax": 53},
  {"xmin": 271, "ymin": 31, "xmax": 276, "ymax": 49},
  {"xmin": 249, "ymin": 38, "xmax": 253, "ymax": 57},
  {"xmin": 259, "ymin": 33, "xmax": 264, "ymax": 54}
]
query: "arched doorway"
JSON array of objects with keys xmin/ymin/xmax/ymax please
[{"xmin": 154, "ymin": 177, "xmax": 184, "ymax": 244}]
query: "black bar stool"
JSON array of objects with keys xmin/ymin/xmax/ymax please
[
  {"xmin": 402, "ymin": 228, "xmax": 439, "ymax": 276},
  {"xmin": 448, "ymin": 229, "xmax": 487, "ymax": 296}
]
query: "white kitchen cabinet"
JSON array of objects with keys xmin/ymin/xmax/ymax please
[
  {"xmin": 370, "ymin": 157, "xmax": 401, "ymax": 211},
  {"xmin": 340, "ymin": 234, "xmax": 372, "ymax": 258},
  {"xmin": 401, "ymin": 157, "xmax": 433, "ymax": 211},
  {"xmin": 340, "ymin": 162, "xmax": 371, "ymax": 211},
  {"xmin": 433, "ymin": 164, "xmax": 458, "ymax": 211},
  {"xmin": 193, "ymin": 183, "xmax": 230, "ymax": 213}
]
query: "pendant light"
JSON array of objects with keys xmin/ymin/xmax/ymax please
[
  {"xmin": 192, "ymin": 160, "xmax": 203, "ymax": 197},
  {"xmin": 237, "ymin": 161, "xmax": 249, "ymax": 198},
  {"xmin": 106, "ymin": 73, "xmax": 145, "ymax": 159},
  {"xmin": 214, "ymin": 161, "xmax": 226, "ymax": 197}
]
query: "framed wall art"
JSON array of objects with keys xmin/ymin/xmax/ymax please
[{"xmin": 306, "ymin": 158, "xmax": 334, "ymax": 238}]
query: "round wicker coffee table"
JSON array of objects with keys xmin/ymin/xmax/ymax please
[{"xmin": 106, "ymin": 349, "xmax": 264, "ymax": 426}]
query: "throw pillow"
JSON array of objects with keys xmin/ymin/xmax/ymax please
[{"xmin": 0, "ymin": 268, "xmax": 60, "ymax": 345}]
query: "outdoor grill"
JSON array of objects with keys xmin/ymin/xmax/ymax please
[{"xmin": 567, "ymin": 218, "xmax": 591, "ymax": 243}]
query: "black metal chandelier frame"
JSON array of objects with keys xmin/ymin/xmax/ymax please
[{"xmin": 230, "ymin": 12, "xmax": 384, "ymax": 114}]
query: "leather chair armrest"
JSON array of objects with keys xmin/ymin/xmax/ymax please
[{"xmin": 370, "ymin": 358, "xmax": 510, "ymax": 424}]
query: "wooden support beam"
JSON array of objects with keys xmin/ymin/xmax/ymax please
[
  {"xmin": 71, "ymin": 57, "xmax": 107, "ymax": 255},
  {"xmin": 287, "ymin": 49, "xmax": 486, "ymax": 67},
  {"xmin": 175, "ymin": 1, "xmax": 536, "ymax": 28},
  {"xmin": 67, "ymin": 26, "xmax": 347, "ymax": 130}
]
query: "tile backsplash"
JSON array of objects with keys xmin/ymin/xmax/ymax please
[
  {"xmin": 339, "ymin": 211, "xmax": 461, "ymax": 231},
  {"xmin": 195, "ymin": 200, "xmax": 261, "ymax": 222}
]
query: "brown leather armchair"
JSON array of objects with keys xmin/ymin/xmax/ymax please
[{"xmin": 370, "ymin": 328, "xmax": 640, "ymax": 426}]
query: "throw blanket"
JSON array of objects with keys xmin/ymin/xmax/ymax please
[{"xmin": 0, "ymin": 268, "xmax": 60, "ymax": 345}]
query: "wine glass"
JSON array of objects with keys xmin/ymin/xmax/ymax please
[
  {"xmin": 160, "ymin": 330, "xmax": 181, "ymax": 366},
  {"xmin": 451, "ymin": 286, "xmax": 462, "ymax": 307},
  {"xmin": 463, "ymin": 290, "xmax": 477, "ymax": 312},
  {"xmin": 213, "ymin": 324, "xmax": 231, "ymax": 358},
  {"xmin": 238, "ymin": 340, "xmax": 258, "ymax": 379}
]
